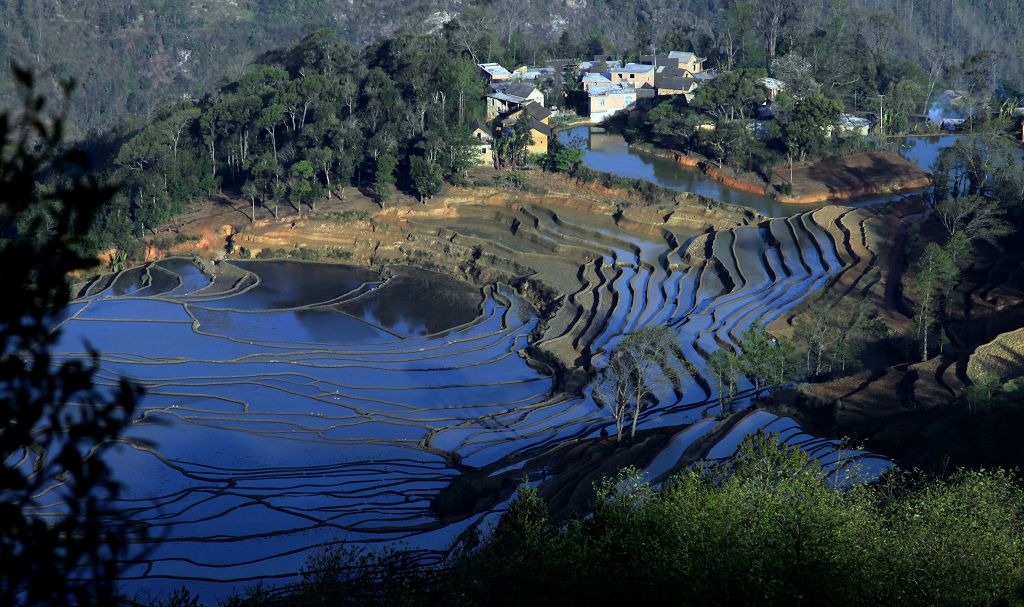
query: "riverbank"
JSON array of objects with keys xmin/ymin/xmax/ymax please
[{"xmin": 627, "ymin": 140, "xmax": 931, "ymax": 204}]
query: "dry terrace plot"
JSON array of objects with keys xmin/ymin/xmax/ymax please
[{"xmin": 773, "ymin": 152, "xmax": 931, "ymax": 202}]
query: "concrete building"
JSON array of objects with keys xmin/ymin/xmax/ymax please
[
  {"xmin": 588, "ymin": 82, "xmax": 639, "ymax": 122},
  {"xmin": 485, "ymin": 83, "xmax": 544, "ymax": 119},
  {"xmin": 609, "ymin": 63, "xmax": 655, "ymax": 88},
  {"xmin": 478, "ymin": 62, "xmax": 512, "ymax": 82},
  {"xmin": 582, "ymin": 72, "xmax": 612, "ymax": 91},
  {"xmin": 471, "ymin": 122, "xmax": 494, "ymax": 166},
  {"xmin": 838, "ymin": 114, "xmax": 872, "ymax": 137}
]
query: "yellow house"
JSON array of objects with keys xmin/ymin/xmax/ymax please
[
  {"xmin": 668, "ymin": 51, "xmax": 706, "ymax": 74},
  {"xmin": 655, "ymin": 70, "xmax": 699, "ymax": 101},
  {"xmin": 525, "ymin": 118, "xmax": 551, "ymax": 155},
  {"xmin": 496, "ymin": 102, "xmax": 552, "ymax": 155}
]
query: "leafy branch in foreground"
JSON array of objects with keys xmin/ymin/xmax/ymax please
[
  {"xmin": 225, "ymin": 433, "xmax": 1024, "ymax": 607},
  {"xmin": 0, "ymin": 68, "xmax": 143, "ymax": 607}
]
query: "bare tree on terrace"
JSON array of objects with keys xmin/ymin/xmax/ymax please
[{"xmin": 594, "ymin": 326, "xmax": 685, "ymax": 442}]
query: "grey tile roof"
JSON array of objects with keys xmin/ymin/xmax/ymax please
[
  {"xmin": 504, "ymin": 82, "xmax": 538, "ymax": 99},
  {"xmin": 528, "ymin": 117, "xmax": 552, "ymax": 137}
]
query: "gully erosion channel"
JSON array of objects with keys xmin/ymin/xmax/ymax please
[{"xmin": 52, "ymin": 132, "xmax": 991, "ymax": 599}]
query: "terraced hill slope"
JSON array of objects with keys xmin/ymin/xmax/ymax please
[
  {"xmin": 969, "ymin": 328, "xmax": 1024, "ymax": 383},
  {"xmin": 56, "ymin": 173, "xmax": 904, "ymax": 595}
]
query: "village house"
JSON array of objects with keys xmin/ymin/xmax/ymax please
[
  {"xmin": 582, "ymin": 72, "xmax": 612, "ymax": 91},
  {"xmin": 510, "ymin": 65, "xmax": 556, "ymax": 81},
  {"xmin": 524, "ymin": 117, "xmax": 552, "ymax": 155},
  {"xmin": 588, "ymin": 82, "xmax": 638, "ymax": 122},
  {"xmin": 485, "ymin": 83, "xmax": 545, "ymax": 119},
  {"xmin": 495, "ymin": 102, "xmax": 552, "ymax": 155},
  {"xmin": 837, "ymin": 114, "xmax": 872, "ymax": 137},
  {"xmin": 636, "ymin": 51, "xmax": 712, "ymax": 99},
  {"xmin": 668, "ymin": 51, "xmax": 706, "ymax": 75},
  {"xmin": 639, "ymin": 54, "xmax": 679, "ymax": 70},
  {"xmin": 471, "ymin": 121, "xmax": 494, "ymax": 166},
  {"xmin": 654, "ymin": 67, "xmax": 699, "ymax": 100},
  {"xmin": 580, "ymin": 59, "xmax": 622, "ymax": 74},
  {"xmin": 478, "ymin": 62, "xmax": 512, "ymax": 83},
  {"xmin": 608, "ymin": 63, "xmax": 655, "ymax": 88},
  {"xmin": 640, "ymin": 52, "xmax": 706, "ymax": 75},
  {"xmin": 762, "ymin": 77, "xmax": 785, "ymax": 101}
]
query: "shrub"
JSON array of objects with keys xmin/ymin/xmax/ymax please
[{"xmin": 223, "ymin": 434, "xmax": 1024, "ymax": 607}]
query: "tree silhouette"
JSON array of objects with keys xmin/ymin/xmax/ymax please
[{"xmin": 0, "ymin": 68, "xmax": 143, "ymax": 606}]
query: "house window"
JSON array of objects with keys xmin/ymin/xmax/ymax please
[
  {"xmin": 599, "ymin": 99, "xmax": 605, "ymax": 107},
  {"xmin": 625, "ymin": 96, "xmax": 633, "ymax": 104},
  {"xmin": 629, "ymin": 74, "xmax": 634, "ymax": 78}
]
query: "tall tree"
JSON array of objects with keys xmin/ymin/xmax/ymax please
[
  {"xmin": 933, "ymin": 195, "xmax": 1012, "ymax": 245},
  {"xmin": 777, "ymin": 93, "xmax": 843, "ymax": 182},
  {"xmin": 706, "ymin": 348, "xmax": 743, "ymax": 413},
  {"xmin": 409, "ymin": 156, "xmax": 443, "ymax": 204},
  {"xmin": 753, "ymin": 0, "xmax": 805, "ymax": 64},
  {"xmin": 373, "ymin": 152, "xmax": 397, "ymax": 209},
  {"xmin": 908, "ymin": 243, "xmax": 960, "ymax": 362}
]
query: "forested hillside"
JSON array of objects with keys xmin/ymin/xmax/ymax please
[
  {"xmin": 86, "ymin": 29, "xmax": 490, "ymax": 253},
  {"xmin": 3, "ymin": 0, "xmax": 1023, "ymax": 135}
]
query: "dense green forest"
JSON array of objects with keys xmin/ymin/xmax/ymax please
[
  {"xmin": 3, "ymin": 1, "xmax": 1023, "ymax": 135},
  {"xmin": 86, "ymin": 29, "xmax": 494, "ymax": 253}
]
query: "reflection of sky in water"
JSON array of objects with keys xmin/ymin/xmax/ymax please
[
  {"xmin": 358, "ymin": 300, "xmax": 430, "ymax": 337},
  {"xmin": 561, "ymin": 127, "xmax": 995, "ymax": 216},
  {"xmin": 561, "ymin": 127, "xmax": 785, "ymax": 215},
  {"xmin": 893, "ymin": 135, "xmax": 1023, "ymax": 172},
  {"xmin": 198, "ymin": 260, "xmax": 378, "ymax": 310},
  {"xmin": 337, "ymin": 274, "xmax": 483, "ymax": 338},
  {"xmin": 894, "ymin": 135, "xmax": 960, "ymax": 171},
  {"xmin": 58, "ymin": 261, "xmax": 531, "ymax": 599}
]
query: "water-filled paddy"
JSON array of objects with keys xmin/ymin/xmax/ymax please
[{"xmin": 57, "ymin": 240, "xmax": 891, "ymax": 598}]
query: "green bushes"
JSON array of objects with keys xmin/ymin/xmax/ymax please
[
  {"xmin": 310, "ymin": 210, "xmax": 371, "ymax": 223},
  {"xmin": 574, "ymin": 165, "xmax": 678, "ymax": 206},
  {"xmin": 253, "ymin": 247, "xmax": 352, "ymax": 262},
  {"xmin": 221, "ymin": 434, "xmax": 1024, "ymax": 607},
  {"xmin": 494, "ymin": 172, "xmax": 547, "ymax": 195}
]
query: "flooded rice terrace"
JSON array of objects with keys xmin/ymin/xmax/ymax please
[
  {"xmin": 56, "ymin": 133, "xmax": 982, "ymax": 596},
  {"xmin": 57, "ymin": 214, "xmax": 893, "ymax": 598}
]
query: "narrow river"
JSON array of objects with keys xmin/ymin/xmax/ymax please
[{"xmin": 558, "ymin": 127, "xmax": 994, "ymax": 216}]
